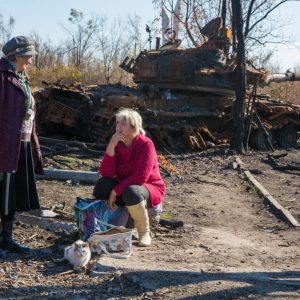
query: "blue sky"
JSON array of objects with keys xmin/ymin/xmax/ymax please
[
  {"xmin": 1, "ymin": 0, "xmax": 299, "ymax": 71},
  {"xmin": 265, "ymin": 2, "xmax": 300, "ymax": 71},
  {"xmin": 0, "ymin": 0, "xmax": 157, "ymax": 41}
]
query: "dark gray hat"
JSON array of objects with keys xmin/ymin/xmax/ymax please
[{"xmin": 2, "ymin": 36, "xmax": 37, "ymax": 57}]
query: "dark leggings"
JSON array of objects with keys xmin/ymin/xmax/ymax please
[{"xmin": 93, "ymin": 177, "xmax": 151, "ymax": 207}]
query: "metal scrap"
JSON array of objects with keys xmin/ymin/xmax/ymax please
[{"xmin": 34, "ymin": 18, "xmax": 300, "ymax": 151}]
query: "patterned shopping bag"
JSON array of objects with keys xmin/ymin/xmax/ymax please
[{"xmin": 74, "ymin": 197, "xmax": 128, "ymax": 240}]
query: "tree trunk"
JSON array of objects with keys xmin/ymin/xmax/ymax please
[
  {"xmin": 230, "ymin": 0, "xmax": 246, "ymax": 154},
  {"xmin": 221, "ymin": 0, "xmax": 227, "ymax": 28}
]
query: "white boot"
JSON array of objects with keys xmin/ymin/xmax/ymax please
[{"xmin": 127, "ymin": 201, "xmax": 151, "ymax": 247}]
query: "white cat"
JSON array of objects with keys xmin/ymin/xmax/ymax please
[{"xmin": 64, "ymin": 240, "xmax": 91, "ymax": 270}]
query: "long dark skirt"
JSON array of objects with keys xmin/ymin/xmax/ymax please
[{"xmin": 0, "ymin": 142, "xmax": 40, "ymax": 216}]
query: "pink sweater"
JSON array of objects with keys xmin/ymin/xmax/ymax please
[{"xmin": 99, "ymin": 134, "xmax": 165, "ymax": 207}]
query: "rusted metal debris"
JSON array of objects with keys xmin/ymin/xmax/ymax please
[
  {"xmin": 34, "ymin": 18, "xmax": 300, "ymax": 151},
  {"xmin": 35, "ymin": 83, "xmax": 230, "ymax": 151},
  {"xmin": 249, "ymin": 96, "xmax": 300, "ymax": 150},
  {"xmin": 35, "ymin": 82, "xmax": 300, "ymax": 151}
]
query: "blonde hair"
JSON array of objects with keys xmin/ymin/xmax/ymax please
[{"xmin": 115, "ymin": 108, "xmax": 145, "ymax": 135}]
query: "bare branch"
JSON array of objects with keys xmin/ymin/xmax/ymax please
[
  {"xmin": 244, "ymin": 0, "xmax": 256, "ymax": 37},
  {"xmin": 246, "ymin": 0, "xmax": 289, "ymax": 36}
]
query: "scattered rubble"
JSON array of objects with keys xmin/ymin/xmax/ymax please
[
  {"xmin": 0, "ymin": 149, "xmax": 299, "ymax": 299},
  {"xmin": 2, "ymin": 15, "xmax": 300, "ymax": 299}
]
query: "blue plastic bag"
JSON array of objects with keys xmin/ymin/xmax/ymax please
[{"xmin": 74, "ymin": 197, "xmax": 128, "ymax": 240}]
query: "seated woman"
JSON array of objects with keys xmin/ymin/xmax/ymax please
[{"xmin": 93, "ymin": 108, "xmax": 165, "ymax": 247}]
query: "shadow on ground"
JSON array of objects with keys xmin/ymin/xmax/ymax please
[{"xmin": 1, "ymin": 270, "xmax": 299, "ymax": 299}]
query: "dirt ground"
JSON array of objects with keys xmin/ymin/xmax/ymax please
[{"xmin": 0, "ymin": 146, "xmax": 300, "ymax": 299}]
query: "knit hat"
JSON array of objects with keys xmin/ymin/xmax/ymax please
[{"xmin": 2, "ymin": 36, "xmax": 37, "ymax": 57}]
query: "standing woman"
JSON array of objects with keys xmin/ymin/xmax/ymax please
[
  {"xmin": 93, "ymin": 108, "xmax": 165, "ymax": 247},
  {"xmin": 0, "ymin": 36, "xmax": 43, "ymax": 256}
]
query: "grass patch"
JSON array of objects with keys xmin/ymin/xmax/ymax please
[{"xmin": 160, "ymin": 212, "xmax": 177, "ymax": 220}]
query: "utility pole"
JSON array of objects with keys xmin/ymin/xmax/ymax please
[{"xmin": 230, "ymin": 0, "xmax": 246, "ymax": 154}]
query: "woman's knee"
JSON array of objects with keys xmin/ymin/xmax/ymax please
[
  {"xmin": 122, "ymin": 185, "xmax": 149, "ymax": 206},
  {"xmin": 93, "ymin": 177, "xmax": 117, "ymax": 199}
]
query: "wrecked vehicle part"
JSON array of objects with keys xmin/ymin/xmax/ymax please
[
  {"xmin": 35, "ymin": 18, "xmax": 300, "ymax": 151},
  {"xmin": 35, "ymin": 84, "xmax": 300, "ymax": 152},
  {"xmin": 35, "ymin": 83, "xmax": 230, "ymax": 151},
  {"xmin": 35, "ymin": 84, "xmax": 141, "ymax": 143},
  {"xmin": 35, "ymin": 82, "xmax": 300, "ymax": 151},
  {"xmin": 248, "ymin": 96, "xmax": 300, "ymax": 150}
]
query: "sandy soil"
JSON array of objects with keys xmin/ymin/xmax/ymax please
[{"xmin": 0, "ymin": 148, "xmax": 299, "ymax": 299}]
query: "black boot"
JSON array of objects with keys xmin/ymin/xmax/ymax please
[{"xmin": 0, "ymin": 221, "xmax": 32, "ymax": 254}]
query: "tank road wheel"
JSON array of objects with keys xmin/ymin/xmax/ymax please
[
  {"xmin": 249, "ymin": 129, "xmax": 274, "ymax": 150},
  {"xmin": 275, "ymin": 125, "xmax": 298, "ymax": 149}
]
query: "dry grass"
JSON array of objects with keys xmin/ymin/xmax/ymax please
[{"xmin": 262, "ymin": 81, "xmax": 300, "ymax": 104}]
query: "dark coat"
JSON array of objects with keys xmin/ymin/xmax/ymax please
[{"xmin": 0, "ymin": 58, "xmax": 43, "ymax": 174}]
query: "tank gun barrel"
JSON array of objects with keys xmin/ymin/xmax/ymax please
[{"xmin": 262, "ymin": 70, "xmax": 300, "ymax": 86}]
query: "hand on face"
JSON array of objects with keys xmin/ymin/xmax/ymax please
[
  {"xmin": 109, "ymin": 132, "xmax": 125, "ymax": 148},
  {"xmin": 105, "ymin": 131, "xmax": 125, "ymax": 156},
  {"xmin": 106, "ymin": 119, "xmax": 137, "ymax": 155}
]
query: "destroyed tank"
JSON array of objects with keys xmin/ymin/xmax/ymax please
[{"xmin": 35, "ymin": 18, "xmax": 300, "ymax": 150}]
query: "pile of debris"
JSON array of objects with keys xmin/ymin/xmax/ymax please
[
  {"xmin": 249, "ymin": 96, "xmax": 300, "ymax": 150},
  {"xmin": 34, "ymin": 83, "xmax": 229, "ymax": 151}
]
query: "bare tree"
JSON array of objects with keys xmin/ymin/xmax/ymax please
[
  {"xmin": 30, "ymin": 31, "xmax": 67, "ymax": 69},
  {"xmin": 126, "ymin": 14, "xmax": 148, "ymax": 56},
  {"xmin": 62, "ymin": 9, "xmax": 99, "ymax": 67},
  {"xmin": 97, "ymin": 17, "xmax": 126, "ymax": 84},
  {"xmin": 153, "ymin": 0, "xmax": 223, "ymax": 47},
  {"xmin": 0, "ymin": 14, "xmax": 15, "ymax": 47},
  {"xmin": 153, "ymin": 0, "xmax": 297, "ymax": 51},
  {"xmin": 230, "ymin": 0, "xmax": 246, "ymax": 153}
]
